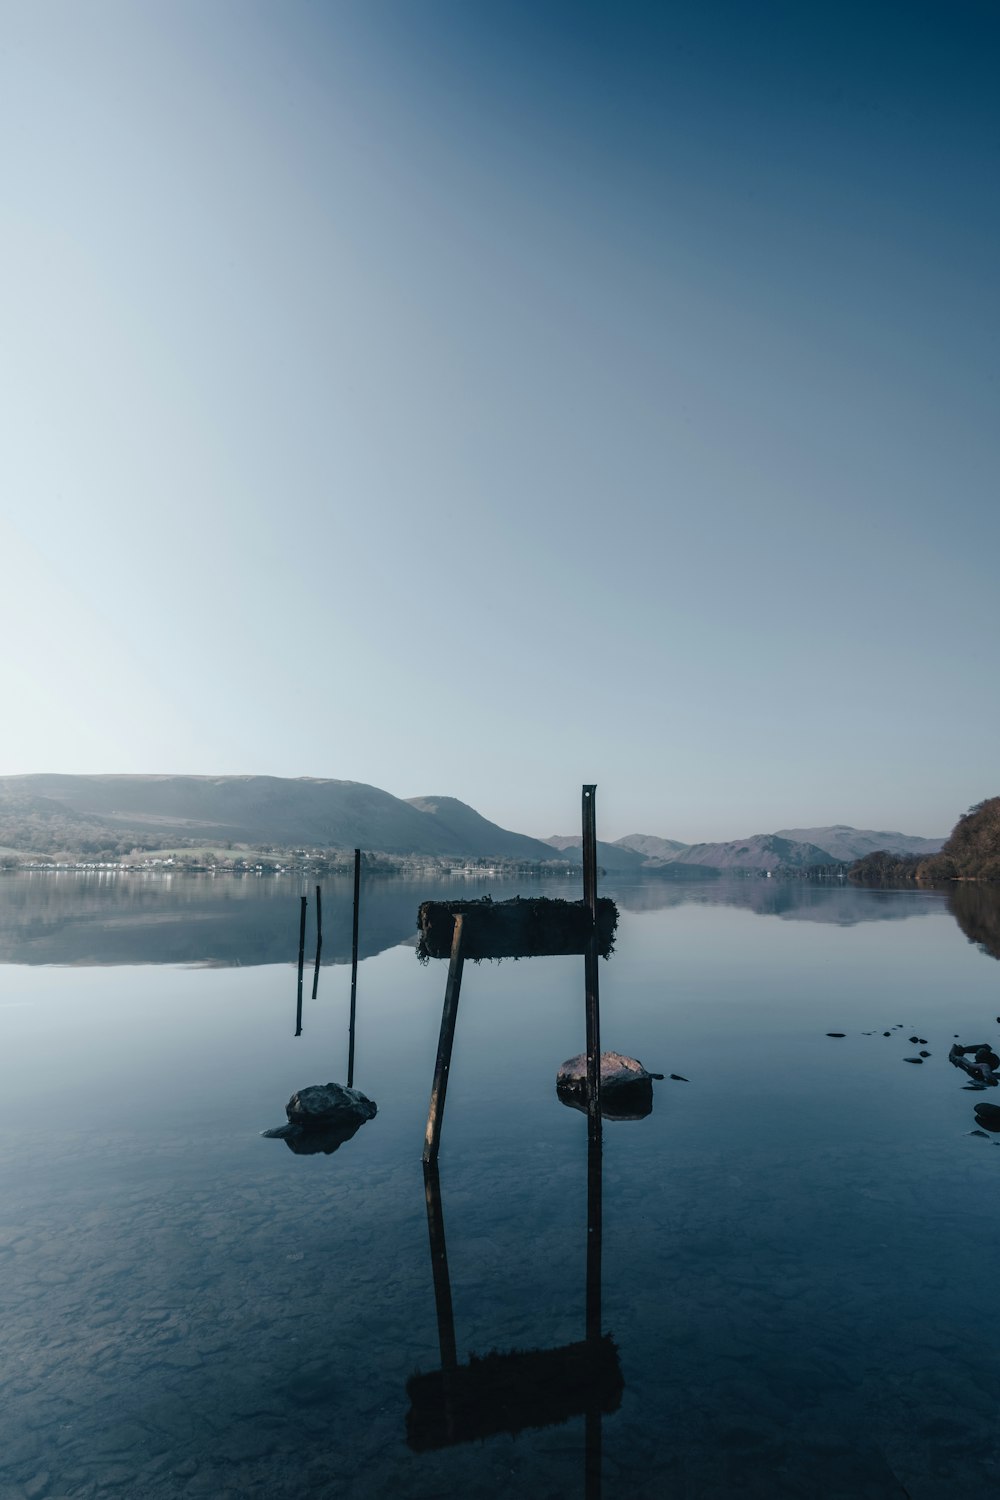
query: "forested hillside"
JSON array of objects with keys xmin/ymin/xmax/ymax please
[{"xmin": 849, "ymin": 798, "xmax": 1000, "ymax": 884}]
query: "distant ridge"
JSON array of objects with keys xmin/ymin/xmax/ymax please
[
  {"xmin": 0, "ymin": 773, "xmax": 946, "ymax": 869},
  {"xmin": 775, "ymin": 825, "xmax": 945, "ymax": 861},
  {"xmin": 0, "ymin": 774, "xmax": 563, "ymax": 862},
  {"xmin": 549, "ymin": 824, "xmax": 944, "ymax": 871}
]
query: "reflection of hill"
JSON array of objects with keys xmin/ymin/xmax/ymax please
[
  {"xmin": 948, "ymin": 884, "xmax": 1000, "ymax": 962},
  {"xmin": 0, "ymin": 874, "xmax": 425, "ymax": 967},
  {"xmin": 607, "ymin": 878, "xmax": 945, "ymax": 925},
  {"xmin": 0, "ymin": 870, "xmax": 952, "ymax": 965}
]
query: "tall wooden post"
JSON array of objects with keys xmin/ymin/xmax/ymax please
[
  {"xmin": 423, "ymin": 916, "xmax": 466, "ymax": 1164},
  {"xmin": 348, "ymin": 849, "xmax": 361, "ymax": 1087},
  {"xmin": 582, "ymin": 785, "xmax": 602, "ymax": 1138},
  {"xmin": 295, "ymin": 894, "xmax": 307, "ymax": 1036},
  {"xmin": 582, "ymin": 784, "xmax": 604, "ymax": 1500}
]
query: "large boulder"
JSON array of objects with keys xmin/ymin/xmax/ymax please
[
  {"xmin": 262, "ymin": 1081, "xmax": 377, "ymax": 1153},
  {"xmin": 556, "ymin": 1051, "xmax": 662, "ymax": 1120}
]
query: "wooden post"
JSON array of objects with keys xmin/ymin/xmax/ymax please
[
  {"xmin": 295, "ymin": 894, "xmax": 307, "ymax": 1036},
  {"xmin": 582, "ymin": 785, "xmax": 602, "ymax": 1138},
  {"xmin": 348, "ymin": 849, "xmax": 361, "ymax": 1087},
  {"xmin": 423, "ymin": 915, "xmax": 465, "ymax": 1165},
  {"xmin": 311, "ymin": 884, "xmax": 323, "ymax": 1000}
]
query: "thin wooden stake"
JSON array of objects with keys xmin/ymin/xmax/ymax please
[
  {"xmin": 295, "ymin": 894, "xmax": 307, "ymax": 1036},
  {"xmin": 311, "ymin": 884, "xmax": 323, "ymax": 1000},
  {"xmin": 423, "ymin": 915, "xmax": 465, "ymax": 1164},
  {"xmin": 348, "ymin": 849, "xmax": 361, "ymax": 1087}
]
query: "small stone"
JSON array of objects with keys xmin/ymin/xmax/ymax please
[
  {"xmin": 974, "ymin": 1102, "xmax": 1000, "ymax": 1132},
  {"xmin": 669, "ymin": 1073, "xmax": 689, "ymax": 1082},
  {"xmin": 909, "ymin": 1036, "xmax": 920, "ymax": 1043},
  {"xmin": 903, "ymin": 1057, "xmax": 923, "ymax": 1064},
  {"xmin": 969, "ymin": 1129, "xmax": 990, "ymax": 1138},
  {"xmin": 883, "ymin": 1032, "xmax": 891, "ymax": 1037},
  {"xmin": 826, "ymin": 1033, "xmax": 846, "ymax": 1038}
]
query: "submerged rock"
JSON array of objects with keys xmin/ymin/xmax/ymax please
[
  {"xmin": 262, "ymin": 1081, "xmax": 376, "ymax": 1154},
  {"xmin": 973, "ymin": 1102, "xmax": 1000, "ymax": 1133},
  {"xmin": 556, "ymin": 1052, "xmax": 663, "ymax": 1121}
]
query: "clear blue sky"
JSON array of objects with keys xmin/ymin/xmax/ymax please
[{"xmin": 2, "ymin": 0, "xmax": 997, "ymax": 841}]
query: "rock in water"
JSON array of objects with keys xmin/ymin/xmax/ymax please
[
  {"xmin": 262, "ymin": 1081, "xmax": 377, "ymax": 1152},
  {"xmin": 974, "ymin": 1102, "xmax": 1000, "ymax": 1133},
  {"xmin": 556, "ymin": 1052, "xmax": 662, "ymax": 1121},
  {"xmin": 286, "ymin": 1082, "xmax": 377, "ymax": 1128}
]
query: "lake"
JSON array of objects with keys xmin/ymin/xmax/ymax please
[{"xmin": 2, "ymin": 870, "xmax": 1000, "ymax": 1499}]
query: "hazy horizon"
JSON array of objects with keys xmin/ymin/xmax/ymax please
[{"xmin": 3, "ymin": 1, "xmax": 997, "ymax": 842}]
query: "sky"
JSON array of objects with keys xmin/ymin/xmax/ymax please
[{"xmin": 2, "ymin": 0, "xmax": 997, "ymax": 843}]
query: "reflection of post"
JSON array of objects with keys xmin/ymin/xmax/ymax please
[
  {"xmin": 295, "ymin": 894, "xmax": 307, "ymax": 1036},
  {"xmin": 585, "ymin": 1124, "xmax": 604, "ymax": 1500},
  {"xmin": 582, "ymin": 786, "xmax": 602, "ymax": 1138},
  {"xmin": 311, "ymin": 884, "xmax": 323, "ymax": 1000},
  {"xmin": 348, "ymin": 850, "xmax": 361, "ymax": 1087},
  {"xmin": 423, "ymin": 1162, "xmax": 458, "ymax": 1369},
  {"xmin": 423, "ymin": 916, "xmax": 466, "ymax": 1165},
  {"xmin": 422, "ymin": 1160, "xmax": 458, "ymax": 1444}
]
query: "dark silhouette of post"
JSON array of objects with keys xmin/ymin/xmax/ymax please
[
  {"xmin": 582, "ymin": 785, "xmax": 602, "ymax": 1139},
  {"xmin": 348, "ymin": 849, "xmax": 361, "ymax": 1087},
  {"xmin": 311, "ymin": 884, "xmax": 323, "ymax": 1000},
  {"xmin": 423, "ymin": 915, "xmax": 466, "ymax": 1164},
  {"xmin": 585, "ymin": 1122, "xmax": 604, "ymax": 1498},
  {"xmin": 295, "ymin": 894, "xmax": 307, "ymax": 1036}
]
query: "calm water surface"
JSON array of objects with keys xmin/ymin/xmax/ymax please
[{"xmin": 2, "ymin": 872, "xmax": 1000, "ymax": 1499}]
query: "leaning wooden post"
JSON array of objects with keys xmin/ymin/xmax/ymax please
[
  {"xmin": 423, "ymin": 915, "xmax": 466, "ymax": 1165},
  {"xmin": 295, "ymin": 894, "xmax": 307, "ymax": 1037},
  {"xmin": 348, "ymin": 849, "xmax": 361, "ymax": 1087},
  {"xmin": 311, "ymin": 884, "xmax": 323, "ymax": 1000},
  {"xmin": 582, "ymin": 785, "xmax": 602, "ymax": 1138}
]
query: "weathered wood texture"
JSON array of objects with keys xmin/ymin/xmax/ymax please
[{"xmin": 416, "ymin": 896, "xmax": 618, "ymax": 962}]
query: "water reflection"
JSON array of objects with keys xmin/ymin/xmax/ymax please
[
  {"xmin": 948, "ymin": 883, "xmax": 1000, "ymax": 962},
  {"xmin": 408, "ymin": 1144, "xmax": 622, "ymax": 1495},
  {"xmin": 3, "ymin": 870, "xmax": 996, "ymax": 971},
  {"xmin": 0, "ymin": 872, "xmax": 425, "ymax": 966},
  {"xmin": 609, "ymin": 876, "xmax": 946, "ymax": 924}
]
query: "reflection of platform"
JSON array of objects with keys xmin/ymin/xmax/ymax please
[
  {"xmin": 408, "ymin": 1146, "xmax": 620, "ymax": 1495},
  {"xmin": 406, "ymin": 1336, "xmax": 622, "ymax": 1451}
]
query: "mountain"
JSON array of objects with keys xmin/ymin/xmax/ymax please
[
  {"xmin": 405, "ymin": 796, "xmax": 558, "ymax": 862},
  {"xmin": 0, "ymin": 773, "xmax": 948, "ymax": 873},
  {"xmin": 615, "ymin": 834, "xmax": 690, "ymax": 860},
  {"xmin": 549, "ymin": 831, "xmax": 840, "ymax": 872},
  {"xmin": 661, "ymin": 833, "xmax": 836, "ymax": 872},
  {"xmin": 0, "ymin": 775, "xmax": 565, "ymax": 862},
  {"xmin": 543, "ymin": 836, "xmax": 648, "ymax": 871},
  {"xmin": 775, "ymin": 825, "xmax": 945, "ymax": 861}
]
